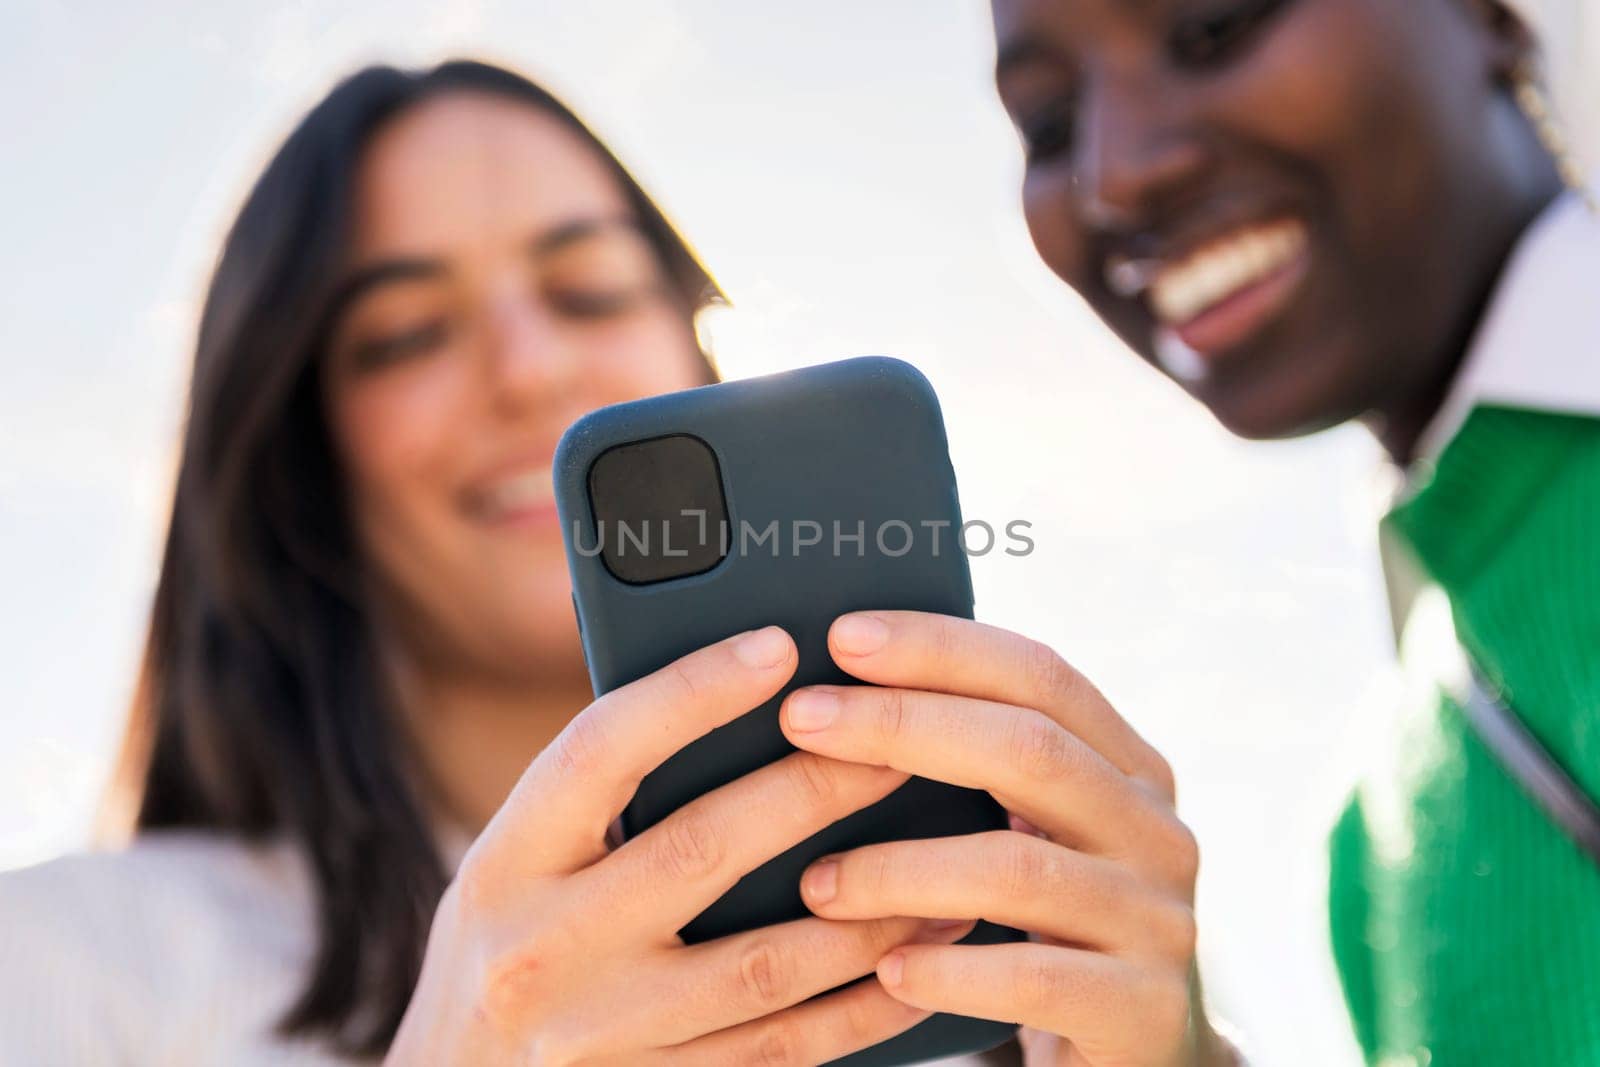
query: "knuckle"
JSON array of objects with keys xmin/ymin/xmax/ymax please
[
  {"xmin": 928, "ymin": 616, "xmax": 962, "ymax": 662},
  {"xmin": 478, "ymin": 919, "xmax": 586, "ymax": 1036},
  {"xmin": 876, "ymin": 686, "xmax": 910, "ymax": 743},
  {"xmin": 481, "ymin": 945, "xmax": 551, "ymax": 1028},
  {"xmin": 1146, "ymin": 971, "xmax": 1194, "ymax": 1039},
  {"xmin": 784, "ymin": 752, "xmax": 841, "ymax": 808},
  {"xmin": 1155, "ymin": 902, "xmax": 1200, "ymax": 963},
  {"xmin": 1092, "ymin": 861, "xmax": 1143, "ymax": 924},
  {"xmin": 1010, "ymin": 953, "xmax": 1067, "ymax": 1016},
  {"xmin": 655, "ymin": 809, "xmax": 725, "ymax": 881},
  {"xmin": 548, "ymin": 710, "xmax": 609, "ymax": 783},
  {"xmin": 1158, "ymin": 816, "xmax": 1201, "ymax": 888},
  {"xmin": 1005, "ymin": 713, "xmax": 1075, "ymax": 785},
  {"xmin": 999, "ymin": 837, "xmax": 1051, "ymax": 899},
  {"xmin": 749, "ymin": 1016, "xmax": 805, "ymax": 1067},
  {"xmin": 1020, "ymin": 638, "xmax": 1073, "ymax": 699},
  {"xmin": 857, "ymin": 845, "xmax": 897, "ymax": 898},
  {"xmin": 839, "ymin": 988, "xmax": 884, "ymax": 1044},
  {"xmin": 661, "ymin": 658, "xmax": 705, "ymax": 706},
  {"xmin": 1140, "ymin": 749, "xmax": 1179, "ymax": 804},
  {"xmin": 737, "ymin": 938, "xmax": 797, "ymax": 1011}
]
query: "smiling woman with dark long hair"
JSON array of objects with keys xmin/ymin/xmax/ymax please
[
  {"xmin": 0, "ymin": 56, "xmax": 1201, "ymax": 1067},
  {"xmin": 0, "ymin": 60, "xmax": 758, "ymax": 1062}
]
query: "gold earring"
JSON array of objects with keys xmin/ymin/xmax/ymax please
[{"xmin": 1512, "ymin": 61, "xmax": 1596, "ymax": 211}]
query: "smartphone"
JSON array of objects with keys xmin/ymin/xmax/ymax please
[{"xmin": 554, "ymin": 356, "xmax": 1022, "ymax": 1065}]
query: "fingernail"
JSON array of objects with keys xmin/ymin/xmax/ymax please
[
  {"xmin": 833, "ymin": 614, "xmax": 890, "ymax": 657},
  {"xmin": 734, "ymin": 626, "xmax": 790, "ymax": 669},
  {"xmin": 878, "ymin": 951, "xmax": 905, "ymax": 988},
  {"xmin": 1008, "ymin": 813, "xmax": 1043, "ymax": 838},
  {"xmin": 801, "ymin": 860, "xmax": 838, "ymax": 904},
  {"xmin": 786, "ymin": 688, "xmax": 839, "ymax": 732},
  {"xmin": 914, "ymin": 918, "xmax": 972, "ymax": 945}
]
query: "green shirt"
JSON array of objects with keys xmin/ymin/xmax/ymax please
[{"xmin": 1328, "ymin": 405, "xmax": 1600, "ymax": 1064}]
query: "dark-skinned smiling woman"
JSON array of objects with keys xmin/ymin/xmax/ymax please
[{"xmin": 986, "ymin": 0, "xmax": 1600, "ymax": 1063}]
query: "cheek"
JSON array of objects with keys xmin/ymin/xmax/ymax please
[
  {"xmin": 1022, "ymin": 170, "xmax": 1157, "ymax": 360},
  {"xmin": 328, "ymin": 362, "xmax": 471, "ymax": 586},
  {"xmin": 1022, "ymin": 169, "xmax": 1089, "ymax": 287},
  {"xmin": 579, "ymin": 308, "xmax": 709, "ymax": 405},
  {"xmin": 1240, "ymin": 0, "xmax": 1486, "ymax": 379},
  {"xmin": 1219, "ymin": 1, "xmax": 1450, "ymax": 248},
  {"xmin": 1217, "ymin": 4, "xmax": 1365, "ymax": 145}
]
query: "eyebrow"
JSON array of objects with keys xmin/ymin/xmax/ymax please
[
  {"xmin": 529, "ymin": 214, "xmax": 643, "ymax": 256},
  {"xmin": 327, "ymin": 215, "xmax": 645, "ymax": 324},
  {"xmin": 327, "ymin": 257, "xmax": 444, "ymax": 324},
  {"xmin": 995, "ymin": 0, "xmax": 1167, "ymax": 81},
  {"xmin": 995, "ymin": 36, "xmax": 1056, "ymax": 81}
]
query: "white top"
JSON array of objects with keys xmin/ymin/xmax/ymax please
[
  {"xmin": 0, "ymin": 831, "xmax": 341, "ymax": 1064},
  {"xmin": 1412, "ymin": 189, "xmax": 1600, "ymax": 461},
  {"xmin": 0, "ymin": 828, "xmax": 990, "ymax": 1064}
]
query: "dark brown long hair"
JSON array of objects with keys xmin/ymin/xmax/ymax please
[{"xmin": 104, "ymin": 60, "xmax": 722, "ymax": 1056}]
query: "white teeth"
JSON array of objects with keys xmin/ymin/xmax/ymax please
[
  {"xmin": 1106, "ymin": 255, "xmax": 1161, "ymax": 298},
  {"xmin": 1142, "ymin": 220, "xmax": 1308, "ymax": 327},
  {"xmin": 478, "ymin": 467, "xmax": 553, "ymax": 517},
  {"xmin": 1155, "ymin": 330, "xmax": 1208, "ymax": 383}
]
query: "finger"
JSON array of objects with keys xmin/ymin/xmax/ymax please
[
  {"xmin": 827, "ymin": 611, "xmax": 1172, "ymax": 795},
  {"xmin": 875, "ymin": 941, "xmax": 1191, "ymax": 1059},
  {"xmin": 579, "ymin": 751, "xmax": 909, "ymax": 938},
  {"xmin": 620, "ymin": 915, "xmax": 973, "ymax": 1047},
  {"xmin": 1020, "ymin": 1028, "xmax": 1078, "ymax": 1066},
  {"xmin": 780, "ymin": 684, "xmax": 1162, "ymax": 857},
  {"xmin": 643, "ymin": 976, "xmax": 933, "ymax": 1067},
  {"xmin": 798, "ymin": 832, "xmax": 1193, "ymax": 961},
  {"xmin": 1010, "ymin": 812, "xmax": 1046, "ymax": 837},
  {"xmin": 477, "ymin": 626, "xmax": 797, "ymax": 879}
]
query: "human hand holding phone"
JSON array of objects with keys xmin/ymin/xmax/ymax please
[
  {"xmin": 386, "ymin": 625, "xmax": 974, "ymax": 1067},
  {"xmin": 781, "ymin": 611, "xmax": 1240, "ymax": 1067},
  {"xmin": 548, "ymin": 357, "xmax": 1031, "ymax": 1063}
]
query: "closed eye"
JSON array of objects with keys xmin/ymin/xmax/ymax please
[
  {"xmin": 545, "ymin": 286, "xmax": 653, "ymax": 320},
  {"xmin": 351, "ymin": 319, "xmax": 451, "ymax": 370},
  {"xmin": 1170, "ymin": 0, "xmax": 1293, "ymax": 68},
  {"xmin": 1019, "ymin": 95, "xmax": 1078, "ymax": 165}
]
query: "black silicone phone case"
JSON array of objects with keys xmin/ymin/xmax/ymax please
[{"xmin": 554, "ymin": 357, "xmax": 1022, "ymax": 1066}]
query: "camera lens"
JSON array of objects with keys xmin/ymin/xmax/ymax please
[{"xmin": 586, "ymin": 434, "xmax": 728, "ymax": 584}]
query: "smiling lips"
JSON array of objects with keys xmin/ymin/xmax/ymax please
[
  {"xmin": 465, "ymin": 465, "xmax": 558, "ymax": 527},
  {"xmin": 1108, "ymin": 218, "xmax": 1311, "ymax": 367}
]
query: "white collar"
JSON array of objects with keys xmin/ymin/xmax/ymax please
[{"xmin": 1412, "ymin": 189, "xmax": 1600, "ymax": 463}]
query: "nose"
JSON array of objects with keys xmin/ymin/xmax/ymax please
[
  {"xmin": 480, "ymin": 287, "xmax": 582, "ymax": 414},
  {"xmin": 1071, "ymin": 74, "xmax": 1208, "ymax": 233}
]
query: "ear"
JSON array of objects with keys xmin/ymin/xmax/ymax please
[{"xmin": 1462, "ymin": 0, "xmax": 1541, "ymax": 85}]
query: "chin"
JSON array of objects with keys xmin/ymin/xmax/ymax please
[
  {"xmin": 1202, "ymin": 397, "xmax": 1327, "ymax": 441},
  {"xmin": 488, "ymin": 608, "xmax": 586, "ymax": 681},
  {"xmin": 1188, "ymin": 337, "xmax": 1371, "ymax": 442},
  {"xmin": 477, "ymin": 568, "xmax": 587, "ymax": 674},
  {"xmin": 1201, "ymin": 385, "xmax": 1361, "ymax": 442}
]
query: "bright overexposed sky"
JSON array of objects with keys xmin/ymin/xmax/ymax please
[{"xmin": 1, "ymin": 3, "xmax": 1595, "ymax": 1064}]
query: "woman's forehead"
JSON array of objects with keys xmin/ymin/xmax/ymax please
[
  {"xmin": 350, "ymin": 92, "xmax": 630, "ymax": 261},
  {"xmin": 989, "ymin": 0, "xmax": 1171, "ymax": 68}
]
